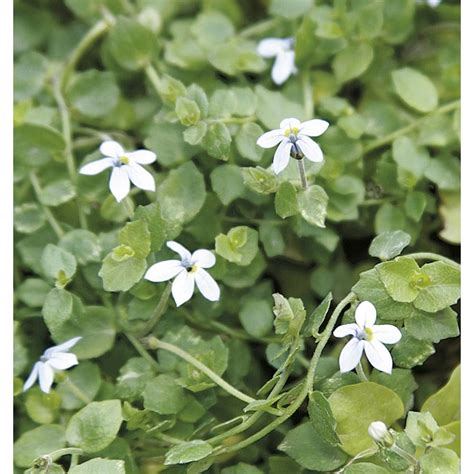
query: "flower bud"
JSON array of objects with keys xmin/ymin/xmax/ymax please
[{"xmin": 368, "ymin": 421, "xmax": 394, "ymax": 447}]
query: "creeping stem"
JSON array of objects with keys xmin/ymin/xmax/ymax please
[
  {"xmin": 137, "ymin": 283, "xmax": 172, "ymax": 337},
  {"xmin": 404, "ymin": 252, "xmax": 460, "ymax": 270}
]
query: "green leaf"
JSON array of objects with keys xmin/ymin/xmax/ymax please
[
  {"xmin": 191, "ymin": 11, "xmax": 235, "ymax": 48},
  {"xmin": 375, "ymin": 203, "xmax": 406, "ymax": 234},
  {"xmin": 303, "ymin": 292, "xmax": 332, "ymax": 337},
  {"xmin": 329, "ymin": 382, "xmax": 405, "ymax": 455},
  {"xmin": 272, "ymin": 293, "xmax": 306, "ymax": 340},
  {"xmin": 392, "ymin": 67, "xmax": 439, "ymax": 113},
  {"xmin": 164, "ymin": 440, "xmax": 213, "ymax": 465},
  {"xmin": 392, "ymin": 136, "xmax": 429, "ymax": 186},
  {"xmin": 14, "ymin": 51, "xmax": 48, "ymax": 101},
  {"xmin": 202, "ymin": 122, "xmax": 232, "ymax": 160},
  {"xmin": 413, "ymin": 261, "xmax": 460, "ymax": 312},
  {"xmin": 210, "ymin": 164, "xmax": 245, "ymax": 205},
  {"xmin": 419, "ymin": 447, "xmax": 460, "ymax": 474},
  {"xmin": 344, "ymin": 463, "xmax": 390, "ymax": 474},
  {"xmin": 215, "ymin": 226, "xmax": 259, "ymax": 266},
  {"xmin": 222, "ymin": 463, "xmax": 263, "ymax": 474},
  {"xmin": 14, "ymin": 424, "xmax": 66, "ymax": 468},
  {"xmin": 425, "ymin": 156, "xmax": 460, "ymax": 191},
  {"xmin": 134, "ymin": 202, "xmax": 170, "ymax": 252},
  {"xmin": 17, "ymin": 278, "xmax": 51, "ymax": 307},
  {"xmin": 308, "ymin": 391, "xmax": 340, "ymax": 447},
  {"xmin": 259, "ymin": 223, "xmax": 285, "ymax": 257},
  {"xmin": 332, "ymin": 43, "xmax": 374, "ymax": 83},
  {"xmin": 66, "ymin": 400, "xmax": 122, "ymax": 453},
  {"xmin": 422, "ymin": 366, "xmax": 460, "ymax": 426},
  {"xmin": 391, "ymin": 332, "xmax": 435, "ymax": 369},
  {"xmin": 175, "ymin": 96, "xmax": 201, "ymax": 126},
  {"xmin": 278, "ymin": 422, "xmax": 347, "ymax": 471},
  {"xmin": 184, "ymin": 122, "xmax": 208, "ymax": 145},
  {"xmin": 157, "ymin": 161, "xmax": 206, "ymax": 223},
  {"xmin": 116, "ymin": 357, "xmax": 155, "ymax": 401},
  {"xmin": 269, "ymin": 0, "xmax": 313, "ymax": 19},
  {"xmin": 241, "ymin": 166, "xmax": 279, "ymax": 194},
  {"xmin": 41, "ymin": 244, "xmax": 77, "ymax": 281},
  {"xmin": 369, "ymin": 230, "xmax": 411, "ymax": 261},
  {"xmin": 370, "ymin": 368, "xmax": 417, "ymax": 411},
  {"xmin": 119, "ymin": 219, "xmax": 151, "ymax": 259},
  {"xmin": 405, "ymin": 191, "xmax": 427, "ymax": 221},
  {"xmin": 39, "ymin": 179, "xmax": 76, "ymax": 207},
  {"xmin": 59, "ymin": 230, "xmax": 101, "ymax": 265},
  {"xmin": 405, "ymin": 307, "xmax": 459, "ymax": 343},
  {"xmin": 275, "ymin": 182, "xmax": 299, "ymax": 218},
  {"xmin": 67, "ymin": 70, "xmax": 120, "ymax": 118},
  {"xmin": 376, "ymin": 256, "xmax": 421, "ymax": 302},
  {"xmin": 236, "ymin": 123, "xmax": 264, "ymax": 162},
  {"xmin": 108, "ymin": 17, "xmax": 156, "ymax": 70},
  {"xmin": 297, "ymin": 185, "xmax": 329, "ymax": 228},
  {"xmin": 14, "ymin": 203, "xmax": 46, "ymax": 233},
  {"xmin": 99, "ymin": 252, "xmax": 146, "ymax": 292},
  {"xmin": 143, "ymin": 374, "xmax": 188, "ymax": 415},
  {"xmin": 405, "ymin": 411, "xmax": 454, "ymax": 448},
  {"xmin": 239, "ymin": 298, "xmax": 274, "ymax": 338},
  {"xmin": 69, "ymin": 458, "xmax": 126, "ymax": 474},
  {"xmin": 25, "ymin": 388, "xmax": 61, "ymax": 424}
]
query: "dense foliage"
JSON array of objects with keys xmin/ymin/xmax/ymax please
[{"xmin": 14, "ymin": 0, "xmax": 460, "ymax": 473}]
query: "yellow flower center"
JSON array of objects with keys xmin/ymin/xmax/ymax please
[
  {"xmin": 284, "ymin": 127, "xmax": 300, "ymax": 137},
  {"xmin": 119, "ymin": 156, "xmax": 129, "ymax": 165},
  {"xmin": 364, "ymin": 327, "xmax": 374, "ymax": 342},
  {"xmin": 188, "ymin": 264, "xmax": 198, "ymax": 273}
]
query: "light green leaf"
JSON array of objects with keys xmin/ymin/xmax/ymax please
[
  {"xmin": 236, "ymin": 123, "xmax": 264, "ymax": 162},
  {"xmin": 175, "ymin": 96, "xmax": 201, "ymax": 126},
  {"xmin": 333, "ymin": 43, "xmax": 374, "ymax": 83},
  {"xmin": 41, "ymin": 244, "xmax": 77, "ymax": 281},
  {"xmin": 391, "ymin": 332, "xmax": 435, "ymax": 369},
  {"xmin": 419, "ymin": 447, "xmax": 460, "ymax": 474},
  {"xmin": 210, "ymin": 164, "xmax": 246, "ymax": 205},
  {"xmin": 59, "ymin": 230, "xmax": 101, "ymax": 265},
  {"xmin": 308, "ymin": 391, "xmax": 340, "ymax": 447},
  {"xmin": 241, "ymin": 166, "xmax": 279, "ymax": 194},
  {"xmin": 405, "ymin": 307, "xmax": 459, "ymax": 343},
  {"xmin": 297, "ymin": 185, "xmax": 329, "ymax": 228},
  {"xmin": 369, "ymin": 231, "xmax": 411, "ymax": 261},
  {"xmin": 202, "ymin": 122, "xmax": 232, "ymax": 160},
  {"xmin": 17, "ymin": 278, "xmax": 51, "ymax": 307},
  {"xmin": 376, "ymin": 256, "xmax": 421, "ymax": 302},
  {"xmin": 14, "ymin": 203, "xmax": 46, "ymax": 233},
  {"xmin": 69, "ymin": 458, "xmax": 125, "ymax": 474},
  {"xmin": 25, "ymin": 388, "xmax": 61, "ymax": 424},
  {"xmin": 164, "ymin": 440, "xmax": 213, "ymax": 465},
  {"xmin": 143, "ymin": 374, "xmax": 188, "ymax": 415},
  {"xmin": 269, "ymin": 0, "xmax": 313, "ymax": 18},
  {"xmin": 239, "ymin": 299, "xmax": 274, "ymax": 338},
  {"xmin": 215, "ymin": 226, "xmax": 259, "ymax": 266},
  {"xmin": 275, "ymin": 182, "xmax": 299, "ymax": 219}
]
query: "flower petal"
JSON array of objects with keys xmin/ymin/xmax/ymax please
[
  {"xmin": 44, "ymin": 337, "xmax": 82, "ymax": 358},
  {"xmin": 79, "ymin": 158, "xmax": 114, "ymax": 175},
  {"xmin": 272, "ymin": 50, "xmax": 296, "ymax": 85},
  {"xmin": 339, "ymin": 338, "xmax": 364, "ymax": 373},
  {"xmin": 257, "ymin": 38, "xmax": 289, "ymax": 57},
  {"xmin": 364, "ymin": 340, "xmax": 393, "ymax": 374},
  {"xmin": 126, "ymin": 149, "xmax": 157, "ymax": 164},
  {"xmin": 23, "ymin": 362, "xmax": 41, "ymax": 392},
  {"xmin": 109, "ymin": 166, "xmax": 130, "ymax": 202},
  {"xmin": 38, "ymin": 363, "xmax": 55, "ymax": 393},
  {"xmin": 272, "ymin": 139, "xmax": 292, "ymax": 174},
  {"xmin": 100, "ymin": 140, "xmax": 124, "ymax": 158},
  {"xmin": 192, "ymin": 249, "xmax": 216, "ymax": 268},
  {"xmin": 195, "ymin": 268, "xmax": 220, "ymax": 302},
  {"xmin": 256, "ymin": 129, "xmax": 285, "ymax": 148},
  {"xmin": 167, "ymin": 241, "xmax": 192, "ymax": 261},
  {"xmin": 355, "ymin": 300, "xmax": 377, "ymax": 328},
  {"xmin": 144, "ymin": 260, "xmax": 184, "ymax": 282},
  {"xmin": 124, "ymin": 163, "xmax": 156, "ymax": 192},
  {"xmin": 333, "ymin": 323, "xmax": 360, "ymax": 338},
  {"xmin": 279, "ymin": 118, "xmax": 301, "ymax": 131},
  {"xmin": 299, "ymin": 119, "xmax": 330, "ymax": 137},
  {"xmin": 47, "ymin": 353, "xmax": 78, "ymax": 370},
  {"xmin": 373, "ymin": 325, "xmax": 402, "ymax": 344},
  {"xmin": 297, "ymin": 135, "xmax": 324, "ymax": 162},
  {"xmin": 171, "ymin": 270, "xmax": 195, "ymax": 307}
]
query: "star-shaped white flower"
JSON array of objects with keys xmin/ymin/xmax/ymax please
[
  {"xmin": 256, "ymin": 117, "xmax": 329, "ymax": 174},
  {"xmin": 144, "ymin": 241, "xmax": 220, "ymax": 307},
  {"xmin": 79, "ymin": 140, "xmax": 157, "ymax": 202},
  {"xmin": 257, "ymin": 37, "xmax": 297, "ymax": 85},
  {"xmin": 333, "ymin": 301, "xmax": 402, "ymax": 374},
  {"xmin": 23, "ymin": 337, "xmax": 82, "ymax": 393}
]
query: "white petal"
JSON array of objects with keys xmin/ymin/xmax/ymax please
[
  {"xmin": 373, "ymin": 325, "xmax": 402, "ymax": 344},
  {"xmin": 23, "ymin": 362, "xmax": 41, "ymax": 392},
  {"xmin": 192, "ymin": 249, "xmax": 216, "ymax": 268},
  {"xmin": 279, "ymin": 118, "xmax": 301, "ymax": 131},
  {"xmin": 195, "ymin": 268, "xmax": 220, "ymax": 302},
  {"xmin": 256, "ymin": 129, "xmax": 285, "ymax": 149},
  {"xmin": 272, "ymin": 50, "xmax": 296, "ymax": 85},
  {"xmin": 79, "ymin": 158, "xmax": 114, "ymax": 175},
  {"xmin": 364, "ymin": 340, "xmax": 393, "ymax": 374},
  {"xmin": 109, "ymin": 166, "xmax": 130, "ymax": 202},
  {"xmin": 339, "ymin": 338, "xmax": 364, "ymax": 373},
  {"xmin": 272, "ymin": 140, "xmax": 292, "ymax": 174},
  {"xmin": 297, "ymin": 135, "xmax": 324, "ymax": 162},
  {"xmin": 333, "ymin": 323, "xmax": 359, "ymax": 338},
  {"xmin": 100, "ymin": 140, "xmax": 124, "ymax": 158},
  {"xmin": 144, "ymin": 260, "xmax": 184, "ymax": 282},
  {"xmin": 355, "ymin": 301, "xmax": 377, "ymax": 328},
  {"xmin": 257, "ymin": 38, "xmax": 289, "ymax": 57},
  {"xmin": 47, "ymin": 353, "xmax": 78, "ymax": 370},
  {"xmin": 167, "ymin": 241, "xmax": 192, "ymax": 262},
  {"xmin": 126, "ymin": 149, "xmax": 157, "ymax": 164},
  {"xmin": 124, "ymin": 163, "xmax": 155, "ymax": 192},
  {"xmin": 299, "ymin": 119, "xmax": 330, "ymax": 137},
  {"xmin": 44, "ymin": 337, "xmax": 82, "ymax": 357},
  {"xmin": 38, "ymin": 363, "xmax": 55, "ymax": 393},
  {"xmin": 171, "ymin": 270, "xmax": 195, "ymax": 307}
]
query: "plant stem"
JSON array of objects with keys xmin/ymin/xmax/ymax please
[
  {"xmin": 297, "ymin": 159, "xmax": 308, "ymax": 189},
  {"xmin": 63, "ymin": 377, "xmax": 92, "ymax": 405},
  {"xmin": 404, "ymin": 252, "xmax": 460, "ymax": 270},
  {"xmin": 53, "ymin": 79, "xmax": 88, "ymax": 229},
  {"xmin": 137, "ymin": 283, "xmax": 171, "ymax": 337},
  {"xmin": 144, "ymin": 63, "xmax": 162, "ymax": 97},
  {"xmin": 213, "ymin": 292, "xmax": 357, "ymax": 456},
  {"xmin": 302, "ymin": 72, "xmax": 313, "ymax": 120},
  {"xmin": 392, "ymin": 444, "xmax": 419, "ymax": 466},
  {"xmin": 29, "ymin": 172, "xmax": 65, "ymax": 239},
  {"xmin": 363, "ymin": 100, "xmax": 460, "ymax": 153},
  {"xmin": 356, "ymin": 362, "xmax": 369, "ymax": 382},
  {"xmin": 125, "ymin": 332, "xmax": 161, "ymax": 370},
  {"xmin": 47, "ymin": 448, "xmax": 83, "ymax": 462}
]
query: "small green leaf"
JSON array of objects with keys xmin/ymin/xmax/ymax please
[
  {"xmin": 69, "ymin": 458, "xmax": 126, "ymax": 474},
  {"xmin": 333, "ymin": 43, "xmax": 374, "ymax": 83},
  {"xmin": 241, "ymin": 166, "xmax": 279, "ymax": 194},
  {"xmin": 239, "ymin": 298, "xmax": 274, "ymax": 338},
  {"xmin": 419, "ymin": 447, "xmax": 460, "ymax": 474},
  {"xmin": 405, "ymin": 307, "xmax": 459, "ymax": 343},
  {"xmin": 376, "ymin": 256, "xmax": 421, "ymax": 302},
  {"xmin": 308, "ymin": 391, "xmax": 340, "ymax": 447},
  {"xmin": 119, "ymin": 219, "xmax": 151, "ymax": 260},
  {"xmin": 275, "ymin": 182, "xmax": 299, "ymax": 218},
  {"xmin": 164, "ymin": 440, "xmax": 213, "ymax": 465},
  {"xmin": 41, "ymin": 244, "xmax": 77, "ymax": 281},
  {"xmin": 25, "ymin": 388, "xmax": 61, "ymax": 424},
  {"xmin": 297, "ymin": 185, "xmax": 329, "ymax": 228},
  {"xmin": 59, "ymin": 230, "xmax": 101, "ymax": 265},
  {"xmin": 175, "ymin": 96, "xmax": 201, "ymax": 126},
  {"xmin": 236, "ymin": 123, "xmax": 264, "ymax": 162},
  {"xmin": 369, "ymin": 231, "xmax": 411, "ymax": 261},
  {"xmin": 99, "ymin": 253, "xmax": 146, "ymax": 292},
  {"xmin": 143, "ymin": 374, "xmax": 188, "ymax": 415},
  {"xmin": 269, "ymin": 0, "xmax": 314, "ymax": 19},
  {"xmin": 210, "ymin": 164, "xmax": 246, "ymax": 205},
  {"xmin": 391, "ymin": 332, "xmax": 435, "ymax": 368},
  {"xmin": 14, "ymin": 203, "xmax": 46, "ymax": 233},
  {"xmin": 202, "ymin": 122, "xmax": 232, "ymax": 160},
  {"xmin": 215, "ymin": 226, "xmax": 259, "ymax": 266}
]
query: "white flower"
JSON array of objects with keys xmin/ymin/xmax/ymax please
[
  {"xmin": 23, "ymin": 337, "xmax": 82, "ymax": 393},
  {"xmin": 257, "ymin": 37, "xmax": 297, "ymax": 85},
  {"xmin": 79, "ymin": 140, "xmax": 157, "ymax": 202},
  {"xmin": 368, "ymin": 421, "xmax": 394, "ymax": 447},
  {"xmin": 144, "ymin": 241, "xmax": 220, "ymax": 307},
  {"xmin": 333, "ymin": 301, "xmax": 402, "ymax": 374},
  {"xmin": 256, "ymin": 117, "xmax": 329, "ymax": 174}
]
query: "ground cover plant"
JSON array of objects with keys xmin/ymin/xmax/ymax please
[{"xmin": 13, "ymin": 0, "xmax": 460, "ymax": 472}]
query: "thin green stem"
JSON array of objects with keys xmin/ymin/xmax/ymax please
[
  {"xmin": 70, "ymin": 454, "xmax": 79, "ymax": 469},
  {"xmin": 29, "ymin": 172, "xmax": 65, "ymax": 239},
  {"xmin": 125, "ymin": 332, "xmax": 161, "ymax": 370},
  {"xmin": 302, "ymin": 72, "xmax": 313, "ymax": 120},
  {"xmin": 404, "ymin": 252, "xmax": 460, "ymax": 269},
  {"xmin": 391, "ymin": 444, "xmax": 419, "ymax": 466},
  {"xmin": 363, "ymin": 100, "xmax": 460, "ymax": 153},
  {"xmin": 60, "ymin": 20, "xmax": 110, "ymax": 92},
  {"xmin": 144, "ymin": 63, "xmax": 162, "ymax": 97},
  {"xmin": 297, "ymin": 159, "xmax": 308, "ymax": 190},
  {"xmin": 47, "ymin": 448, "xmax": 83, "ymax": 462},
  {"xmin": 137, "ymin": 283, "xmax": 171, "ymax": 337},
  {"xmin": 335, "ymin": 447, "xmax": 378, "ymax": 473},
  {"xmin": 63, "ymin": 377, "xmax": 92, "ymax": 405},
  {"xmin": 356, "ymin": 362, "xmax": 369, "ymax": 382}
]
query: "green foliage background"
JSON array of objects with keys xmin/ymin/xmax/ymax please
[{"xmin": 14, "ymin": 0, "xmax": 460, "ymax": 473}]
